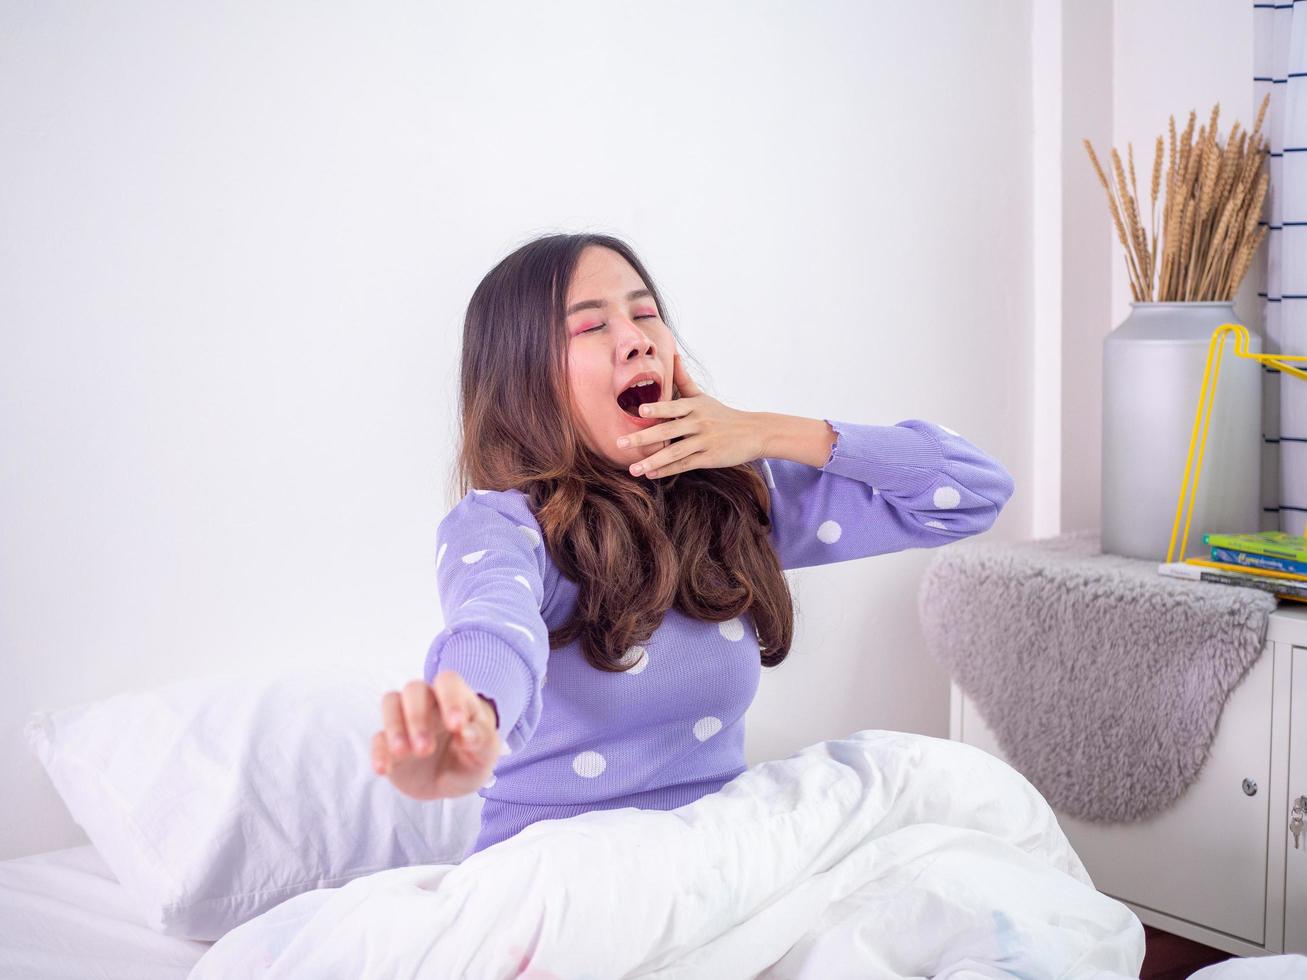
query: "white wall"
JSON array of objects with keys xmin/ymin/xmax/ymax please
[
  {"xmin": 1111, "ymin": 0, "xmax": 1259, "ymax": 331},
  {"xmin": 1042, "ymin": 0, "xmax": 1260, "ymax": 552},
  {"xmin": 1, "ymin": 2, "xmax": 1038, "ymax": 859},
  {"xmin": 1056, "ymin": 1, "xmax": 1115, "ymax": 538}
]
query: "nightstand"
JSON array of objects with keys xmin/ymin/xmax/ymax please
[{"xmin": 950, "ymin": 603, "xmax": 1306, "ymax": 957}]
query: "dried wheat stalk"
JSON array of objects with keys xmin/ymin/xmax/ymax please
[{"xmin": 1085, "ymin": 95, "xmax": 1271, "ymax": 302}]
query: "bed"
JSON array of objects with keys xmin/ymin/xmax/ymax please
[
  {"xmin": 10, "ymin": 665, "xmax": 1306, "ymax": 978},
  {"xmin": 0, "ymin": 845, "xmax": 210, "ymax": 980}
]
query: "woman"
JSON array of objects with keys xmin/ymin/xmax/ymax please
[{"xmin": 371, "ymin": 232, "xmax": 1015, "ymax": 858}]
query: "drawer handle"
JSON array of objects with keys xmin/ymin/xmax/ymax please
[{"xmin": 1291, "ymin": 795, "xmax": 1305, "ymax": 851}]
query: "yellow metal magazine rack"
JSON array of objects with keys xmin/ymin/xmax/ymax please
[{"xmin": 1169, "ymin": 322, "xmax": 1307, "ymax": 602}]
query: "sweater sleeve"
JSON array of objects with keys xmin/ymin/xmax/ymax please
[
  {"xmin": 753, "ymin": 418, "xmax": 1015, "ymax": 571},
  {"xmin": 422, "ymin": 488, "xmax": 552, "ymax": 753}
]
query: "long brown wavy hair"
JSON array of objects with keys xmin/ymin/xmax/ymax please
[{"xmin": 449, "ymin": 232, "xmax": 795, "ymax": 670}]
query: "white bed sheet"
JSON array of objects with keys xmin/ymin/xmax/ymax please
[
  {"xmin": 5, "ymin": 816, "xmax": 1303, "ymax": 980},
  {"xmin": 0, "ymin": 845, "xmax": 212, "ymax": 980},
  {"xmin": 193, "ymin": 729, "xmax": 1149, "ymax": 978}
]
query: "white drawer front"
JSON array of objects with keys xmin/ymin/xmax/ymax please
[{"xmin": 959, "ymin": 645, "xmax": 1274, "ymax": 945}]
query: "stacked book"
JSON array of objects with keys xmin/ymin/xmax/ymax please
[{"xmin": 1157, "ymin": 531, "xmax": 1307, "ymax": 603}]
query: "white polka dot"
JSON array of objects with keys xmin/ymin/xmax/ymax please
[
  {"xmin": 924, "ymin": 520, "xmax": 947, "ymax": 529},
  {"xmin": 939, "ymin": 425, "xmax": 960, "ymax": 437},
  {"xmin": 760, "ymin": 459, "xmax": 776, "ymax": 489},
  {"xmin": 513, "ymin": 574, "xmax": 532, "ymax": 591},
  {"xmin": 621, "ymin": 646, "xmax": 649, "ymax": 673},
  {"xmin": 482, "ymin": 773, "xmax": 496, "ymax": 789},
  {"xmin": 693, "ymin": 717, "xmax": 722, "ymax": 741},
  {"xmin": 472, "ymin": 488, "xmax": 492, "ymax": 495},
  {"xmin": 718, "ymin": 618, "xmax": 744, "ymax": 642},
  {"xmin": 517, "ymin": 525, "xmax": 541, "ymax": 548},
  {"xmin": 499, "ymin": 742, "xmax": 512, "ymax": 756},
  {"xmin": 436, "ymin": 542, "xmax": 447, "ymax": 571},
  {"xmin": 933, "ymin": 486, "xmax": 961, "ymax": 509},
  {"xmin": 572, "ymin": 751, "xmax": 606, "ymax": 778},
  {"xmin": 817, "ymin": 520, "xmax": 842, "ymax": 543},
  {"xmin": 503, "ymin": 621, "xmax": 535, "ymax": 643},
  {"xmin": 462, "ymin": 550, "xmax": 488, "ymax": 564}
]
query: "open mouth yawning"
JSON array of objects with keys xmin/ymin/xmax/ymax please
[{"xmin": 616, "ymin": 379, "xmax": 662, "ymax": 417}]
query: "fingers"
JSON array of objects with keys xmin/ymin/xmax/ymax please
[
  {"xmin": 377, "ymin": 680, "xmax": 438, "ymax": 769},
  {"xmin": 433, "ymin": 670, "xmax": 491, "ymax": 748},
  {"xmin": 401, "ymin": 679, "xmax": 436, "ymax": 752},
  {"xmin": 374, "ymin": 671, "xmax": 497, "ymax": 781},
  {"xmin": 617, "ymin": 420, "xmax": 681, "ymax": 451},
  {"xmin": 673, "ymin": 353, "xmax": 701, "ymax": 397},
  {"xmin": 465, "ymin": 695, "xmax": 499, "ymax": 755},
  {"xmin": 637, "ymin": 397, "xmax": 693, "ymax": 420},
  {"xmin": 477, "ymin": 693, "xmax": 499, "ymax": 730},
  {"xmin": 632, "ymin": 431, "xmax": 704, "ymax": 478},
  {"xmin": 380, "ymin": 688, "xmax": 411, "ymax": 754}
]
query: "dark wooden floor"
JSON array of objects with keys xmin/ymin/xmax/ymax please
[{"xmin": 1141, "ymin": 924, "xmax": 1238, "ymax": 979}]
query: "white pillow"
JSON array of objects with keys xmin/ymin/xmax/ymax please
[{"xmin": 23, "ymin": 663, "xmax": 483, "ymax": 941}]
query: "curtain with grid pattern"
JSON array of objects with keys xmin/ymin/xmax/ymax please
[{"xmin": 1255, "ymin": 1, "xmax": 1307, "ymax": 534}]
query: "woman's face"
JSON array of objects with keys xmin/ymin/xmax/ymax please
[{"xmin": 564, "ymin": 246, "xmax": 676, "ymax": 470}]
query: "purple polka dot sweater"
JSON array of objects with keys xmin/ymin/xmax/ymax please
[{"xmin": 423, "ymin": 418, "xmax": 1015, "ymax": 856}]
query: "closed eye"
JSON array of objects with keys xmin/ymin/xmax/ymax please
[{"xmin": 584, "ymin": 314, "xmax": 656, "ymax": 334}]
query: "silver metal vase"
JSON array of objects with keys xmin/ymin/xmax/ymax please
[{"xmin": 1101, "ymin": 301, "xmax": 1262, "ymax": 562}]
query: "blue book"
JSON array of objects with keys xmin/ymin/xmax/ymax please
[{"xmin": 1211, "ymin": 546, "xmax": 1307, "ymax": 577}]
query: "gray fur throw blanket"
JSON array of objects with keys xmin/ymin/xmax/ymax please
[{"xmin": 918, "ymin": 529, "xmax": 1276, "ymax": 822}]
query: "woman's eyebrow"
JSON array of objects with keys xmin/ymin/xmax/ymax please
[{"xmin": 566, "ymin": 288, "xmax": 652, "ymax": 316}]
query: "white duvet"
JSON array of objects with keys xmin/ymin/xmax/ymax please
[{"xmin": 189, "ymin": 730, "xmax": 1147, "ymax": 979}]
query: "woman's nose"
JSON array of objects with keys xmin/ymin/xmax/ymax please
[{"xmin": 618, "ymin": 320, "xmax": 656, "ymax": 358}]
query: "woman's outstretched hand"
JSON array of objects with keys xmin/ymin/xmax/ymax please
[
  {"xmin": 617, "ymin": 352, "xmax": 769, "ymax": 479},
  {"xmin": 372, "ymin": 669, "xmax": 501, "ymax": 800}
]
